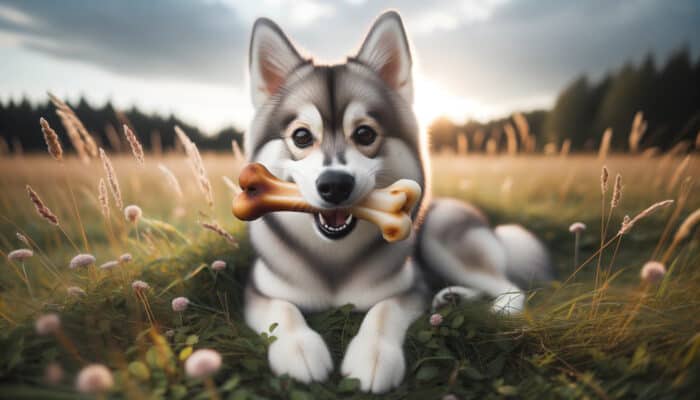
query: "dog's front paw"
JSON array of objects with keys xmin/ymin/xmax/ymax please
[
  {"xmin": 268, "ymin": 328, "xmax": 333, "ymax": 383},
  {"xmin": 341, "ymin": 334, "xmax": 405, "ymax": 393}
]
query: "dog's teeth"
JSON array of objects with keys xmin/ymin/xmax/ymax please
[{"xmin": 319, "ymin": 213, "xmax": 327, "ymax": 226}]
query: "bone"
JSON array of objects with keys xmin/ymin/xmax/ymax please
[{"xmin": 232, "ymin": 163, "xmax": 421, "ymax": 242}]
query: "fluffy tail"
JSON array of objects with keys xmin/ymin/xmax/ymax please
[{"xmin": 494, "ymin": 224, "xmax": 554, "ymax": 289}]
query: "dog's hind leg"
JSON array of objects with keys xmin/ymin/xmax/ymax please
[
  {"xmin": 244, "ymin": 263, "xmax": 333, "ymax": 383},
  {"xmin": 418, "ymin": 199, "xmax": 550, "ymax": 313},
  {"xmin": 341, "ymin": 280, "xmax": 425, "ymax": 393}
]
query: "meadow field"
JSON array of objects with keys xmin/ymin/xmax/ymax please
[{"xmin": 0, "ymin": 147, "xmax": 699, "ymax": 399}]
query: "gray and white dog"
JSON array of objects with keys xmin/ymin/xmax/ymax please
[{"xmin": 243, "ymin": 10, "xmax": 552, "ymax": 393}]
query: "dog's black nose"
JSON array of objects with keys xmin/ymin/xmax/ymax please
[{"xmin": 316, "ymin": 171, "xmax": 355, "ymax": 204}]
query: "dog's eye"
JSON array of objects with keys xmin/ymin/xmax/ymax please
[
  {"xmin": 352, "ymin": 125, "xmax": 377, "ymax": 146},
  {"xmin": 291, "ymin": 128, "xmax": 314, "ymax": 148}
]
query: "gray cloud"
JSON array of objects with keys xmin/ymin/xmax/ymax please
[
  {"xmin": 1, "ymin": 0, "xmax": 698, "ymax": 110},
  {"xmin": 0, "ymin": 0, "xmax": 247, "ymax": 85}
]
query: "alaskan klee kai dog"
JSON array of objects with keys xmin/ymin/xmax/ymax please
[{"xmin": 243, "ymin": 11, "xmax": 552, "ymax": 393}]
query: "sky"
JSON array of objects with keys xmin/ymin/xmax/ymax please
[{"xmin": 0, "ymin": 0, "xmax": 698, "ymax": 134}]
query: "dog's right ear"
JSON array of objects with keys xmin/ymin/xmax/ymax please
[{"xmin": 249, "ymin": 18, "xmax": 305, "ymax": 108}]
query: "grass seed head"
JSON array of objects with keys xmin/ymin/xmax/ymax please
[
  {"xmin": 99, "ymin": 260, "xmax": 119, "ymax": 270},
  {"xmin": 99, "ymin": 148, "xmax": 123, "ymax": 210},
  {"xmin": 26, "ymin": 185, "xmax": 59, "ymax": 225},
  {"xmin": 123, "ymin": 124, "xmax": 144, "ymax": 165},
  {"xmin": 611, "ymin": 173, "xmax": 623, "ymax": 209},
  {"xmin": 674, "ymin": 208, "xmax": 700, "ymax": 243},
  {"xmin": 39, "ymin": 117, "xmax": 63, "ymax": 161},
  {"xmin": 119, "ymin": 253, "xmax": 132, "ymax": 263}
]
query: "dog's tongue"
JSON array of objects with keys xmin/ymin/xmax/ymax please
[{"xmin": 322, "ymin": 209, "xmax": 350, "ymax": 227}]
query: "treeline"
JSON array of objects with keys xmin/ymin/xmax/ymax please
[
  {"xmin": 0, "ymin": 98, "xmax": 243, "ymax": 155},
  {"xmin": 430, "ymin": 49, "xmax": 700, "ymax": 153}
]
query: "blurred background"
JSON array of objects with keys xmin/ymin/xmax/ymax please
[{"xmin": 0, "ymin": 0, "xmax": 699, "ymax": 154}]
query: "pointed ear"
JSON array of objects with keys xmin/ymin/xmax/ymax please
[
  {"xmin": 249, "ymin": 18, "xmax": 304, "ymax": 108},
  {"xmin": 355, "ymin": 11, "xmax": 413, "ymax": 104}
]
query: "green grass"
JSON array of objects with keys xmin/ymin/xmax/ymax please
[{"xmin": 1, "ymin": 154, "xmax": 699, "ymax": 399}]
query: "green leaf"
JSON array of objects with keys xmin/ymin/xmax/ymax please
[
  {"xmin": 186, "ymin": 335, "xmax": 199, "ymax": 346},
  {"xmin": 290, "ymin": 390, "xmax": 312, "ymax": 400},
  {"xmin": 417, "ymin": 330, "xmax": 433, "ymax": 343},
  {"xmin": 338, "ymin": 377, "xmax": 360, "ymax": 392},
  {"xmin": 416, "ymin": 365, "xmax": 440, "ymax": 381},
  {"xmin": 221, "ymin": 375, "xmax": 241, "ymax": 392},
  {"xmin": 451, "ymin": 315, "xmax": 465, "ymax": 328},
  {"xmin": 128, "ymin": 361, "xmax": 150, "ymax": 381}
]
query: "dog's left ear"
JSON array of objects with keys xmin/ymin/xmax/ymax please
[
  {"xmin": 249, "ymin": 18, "xmax": 305, "ymax": 108},
  {"xmin": 355, "ymin": 11, "xmax": 413, "ymax": 104}
]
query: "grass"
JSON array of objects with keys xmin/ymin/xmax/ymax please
[{"xmin": 0, "ymin": 152, "xmax": 699, "ymax": 399}]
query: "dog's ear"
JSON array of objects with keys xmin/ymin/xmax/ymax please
[
  {"xmin": 249, "ymin": 18, "xmax": 304, "ymax": 108},
  {"xmin": 355, "ymin": 11, "xmax": 413, "ymax": 104}
]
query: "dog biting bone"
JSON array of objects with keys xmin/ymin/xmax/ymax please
[{"xmin": 232, "ymin": 163, "xmax": 421, "ymax": 242}]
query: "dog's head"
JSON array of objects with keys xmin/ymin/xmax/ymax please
[{"xmin": 246, "ymin": 11, "xmax": 427, "ymax": 240}]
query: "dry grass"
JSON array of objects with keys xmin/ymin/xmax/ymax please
[{"xmin": 0, "ymin": 150, "xmax": 698, "ymax": 399}]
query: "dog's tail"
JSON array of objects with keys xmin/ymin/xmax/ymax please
[{"xmin": 494, "ymin": 224, "xmax": 554, "ymax": 289}]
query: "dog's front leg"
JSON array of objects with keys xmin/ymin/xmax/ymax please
[
  {"xmin": 245, "ymin": 282, "xmax": 333, "ymax": 383},
  {"xmin": 341, "ymin": 289, "xmax": 424, "ymax": 393}
]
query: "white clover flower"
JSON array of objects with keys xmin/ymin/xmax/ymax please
[
  {"xmin": 131, "ymin": 280, "xmax": 150, "ymax": 291},
  {"xmin": 429, "ymin": 313, "xmax": 443, "ymax": 327},
  {"xmin": 171, "ymin": 297, "xmax": 190, "ymax": 312},
  {"xmin": 185, "ymin": 349, "xmax": 222, "ymax": 378},
  {"xmin": 35, "ymin": 313, "xmax": 61, "ymax": 335},
  {"xmin": 44, "ymin": 362, "xmax": 64, "ymax": 385},
  {"xmin": 69, "ymin": 254, "xmax": 96, "ymax": 269},
  {"xmin": 75, "ymin": 364, "xmax": 114, "ymax": 394},
  {"xmin": 99, "ymin": 260, "xmax": 119, "ymax": 270},
  {"xmin": 67, "ymin": 286, "xmax": 86, "ymax": 297},
  {"xmin": 641, "ymin": 261, "xmax": 666, "ymax": 284},
  {"xmin": 124, "ymin": 205, "xmax": 142, "ymax": 223},
  {"xmin": 211, "ymin": 260, "xmax": 226, "ymax": 272},
  {"xmin": 8, "ymin": 248, "xmax": 33, "ymax": 261},
  {"xmin": 568, "ymin": 222, "xmax": 586, "ymax": 233}
]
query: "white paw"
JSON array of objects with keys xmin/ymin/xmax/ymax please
[
  {"xmin": 268, "ymin": 328, "xmax": 333, "ymax": 383},
  {"xmin": 432, "ymin": 286, "xmax": 482, "ymax": 310},
  {"xmin": 341, "ymin": 334, "xmax": 405, "ymax": 393},
  {"xmin": 492, "ymin": 290, "xmax": 524, "ymax": 314}
]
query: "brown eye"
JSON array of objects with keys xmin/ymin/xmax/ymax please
[
  {"xmin": 291, "ymin": 128, "xmax": 313, "ymax": 148},
  {"xmin": 352, "ymin": 125, "xmax": 377, "ymax": 146}
]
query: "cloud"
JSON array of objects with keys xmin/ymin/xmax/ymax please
[
  {"xmin": 0, "ymin": 0, "xmax": 248, "ymax": 86},
  {"xmin": 0, "ymin": 0, "xmax": 698, "ymax": 124}
]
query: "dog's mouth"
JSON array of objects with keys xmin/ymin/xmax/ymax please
[{"xmin": 314, "ymin": 209, "xmax": 356, "ymax": 239}]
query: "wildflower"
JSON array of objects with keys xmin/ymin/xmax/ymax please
[
  {"xmin": 99, "ymin": 260, "xmax": 119, "ymax": 270},
  {"xmin": 429, "ymin": 313, "xmax": 443, "ymax": 327},
  {"xmin": 8, "ymin": 248, "xmax": 33, "ymax": 261},
  {"xmin": 211, "ymin": 260, "xmax": 226, "ymax": 272},
  {"xmin": 67, "ymin": 286, "xmax": 86, "ymax": 297},
  {"xmin": 131, "ymin": 280, "xmax": 150, "ymax": 291},
  {"xmin": 172, "ymin": 297, "xmax": 190, "ymax": 312},
  {"xmin": 119, "ymin": 253, "xmax": 132, "ymax": 263},
  {"xmin": 35, "ymin": 313, "xmax": 61, "ymax": 335},
  {"xmin": 568, "ymin": 222, "xmax": 586, "ymax": 233},
  {"xmin": 69, "ymin": 254, "xmax": 96, "ymax": 269},
  {"xmin": 75, "ymin": 364, "xmax": 114, "ymax": 394},
  {"xmin": 641, "ymin": 261, "xmax": 666, "ymax": 284},
  {"xmin": 185, "ymin": 349, "xmax": 222, "ymax": 378},
  {"xmin": 44, "ymin": 362, "xmax": 64, "ymax": 385},
  {"xmin": 124, "ymin": 205, "xmax": 142, "ymax": 223}
]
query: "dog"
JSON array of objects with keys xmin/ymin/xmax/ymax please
[{"xmin": 243, "ymin": 10, "xmax": 552, "ymax": 393}]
